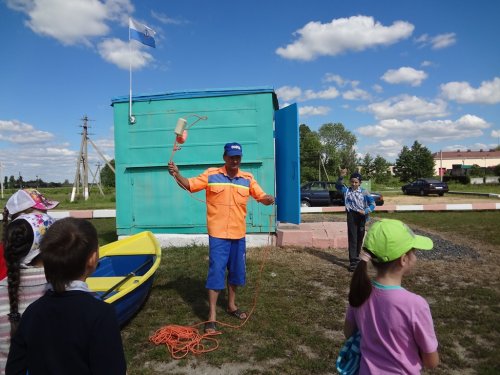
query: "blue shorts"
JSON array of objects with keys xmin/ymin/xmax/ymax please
[{"xmin": 206, "ymin": 236, "xmax": 246, "ymax": 290}]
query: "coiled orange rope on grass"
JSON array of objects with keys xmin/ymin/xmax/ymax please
[
  {"xmin": 149, "ymin": 228, "xmax": 273, "ymax": 359},
  {"xmin": 149, "ymin": 324, "xmax": 221, "ymax": 359}
]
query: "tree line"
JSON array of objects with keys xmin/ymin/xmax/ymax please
[
  {"xmin": 3, "ymin": 176, "xmax": 69, "ymax": 189},
  {"xmin": 2, "ymin": 160, "xmax": 115, "ymax": 190},
  {"xmin": 299, "ymin": 122, "xmax": 435, "ymax": 184}
]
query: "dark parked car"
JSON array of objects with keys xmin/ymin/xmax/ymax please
[
  {"xmin": 401, "ymin": 178, "xmax": 449, "ymax": 196},
  {"xmin": 300, "ymin": 181, "xmax": 384, "ymax": 207}
]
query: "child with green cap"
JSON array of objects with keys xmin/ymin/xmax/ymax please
[{"xmin": 343, "ymin": 219, "xmax": 439, "ymax": 374}]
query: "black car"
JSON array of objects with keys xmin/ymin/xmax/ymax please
[
  {"xmin": 401, "ymin": 178, "xmax": 449, "ymax": 196},
  {"xmin": 300, "ymin": 181, "xmax": 384, "ymax": 207}
]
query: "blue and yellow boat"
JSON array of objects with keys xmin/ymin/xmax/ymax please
[{"xmin": 86, "ymin": 231, "xmax": 161, "ymax": 326}]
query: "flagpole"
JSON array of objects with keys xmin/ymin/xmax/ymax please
[{"xmin": 129, "ymin": 17, "xmax": 135, "ymax": 124}]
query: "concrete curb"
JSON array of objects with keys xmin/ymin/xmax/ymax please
[
  {"xmin": 49, "ymin": 201, "xmax": 500, "ymax": 219},
  {"xmin": 48, "ymin": 204, "xmax": 498, "ymax": 249},
  {"xmin": 301, "ymin": 202, "xmax": 500, "ymax": 213},
  {"xmin": 448, "ymin": 191, "xmax": 500, "ymax": 198},
  {"xmin": 49, "ymin": 209, "xmax": 116, "ymax": 219}
]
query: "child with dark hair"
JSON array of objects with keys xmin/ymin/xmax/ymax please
[
  {"xmin": 336, "ymin": 168, "xmax": 375, "ymax": 272},
  {"xmin": 344, "ymin": 219, "xmax": 439, "ymax": 374},
  {"xmin": 0, "ymin": 189, "xmax": 58, "ymax": 374},
  {"xmin": 6, "ymin": 217, "xmax": 126, "ymax": 375}
]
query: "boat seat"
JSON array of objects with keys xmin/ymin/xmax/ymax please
[{"xmin": 86, "ymin": 276, "xmax": 142, "ymax": 292}]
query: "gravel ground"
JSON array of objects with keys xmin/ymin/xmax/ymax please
[
  {"xmin": 412, "ymin": 228, "xmax": 480, "ymax": 260},
  {"xmin": 301, "ymin": 213, "xmax": 480, "ymax": 260}
]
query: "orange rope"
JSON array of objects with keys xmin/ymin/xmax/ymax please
[
  {"xmin": 149, "ymin": 324, "xmax": 221, "ymax": 359},
  {"xmin": 149, "ymin": 239, "xmax": 273, "ymax": 358}
]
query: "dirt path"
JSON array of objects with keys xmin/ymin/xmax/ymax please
[{"xmin": 381, "ymin": 193, "xmax": 500, "ymax": 205}]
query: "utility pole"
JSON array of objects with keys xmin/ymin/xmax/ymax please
[
  {"xmin": 71, "ymin": 115, "xmax": 90, "ymax": 202},
  {"xmin": 89, "ymin": 162, "xmax": 105, "ymax": 196},
  {"xmin": 70, "ymin": 115, "xmax": 114, "ymax": 202}
]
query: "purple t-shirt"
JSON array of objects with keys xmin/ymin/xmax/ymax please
[{"xmin": 346, "ymin": 281, "xmax": 438, "ymax": 374}]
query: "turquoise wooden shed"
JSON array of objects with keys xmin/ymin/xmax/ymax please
[{"xmin": 111, "ymin": 87, "xmax": 300, "ymax": 237}]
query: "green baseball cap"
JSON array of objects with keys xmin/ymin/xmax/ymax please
[{"xmin": 364, "ymin": 219, "xmax": 433, "ymax": 262}]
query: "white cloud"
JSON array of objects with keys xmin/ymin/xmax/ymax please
[
  {"xmin": 372, "ymin": 84, "xmax": 383, "ymax": 94},
  {"xmin": 343, "ymin": 88, "xmax": 370, "ymax": 101},
  {"xmin": 275, "ymin": 86, "xmax": 302, "ymax": 102},
  {"xmin": 421, "ymin": 60, "xmax": 433, "ymax": 67},
  {"xmin": 492, "ymin": 129, "xmax": 500, "ymax": 138},
  {"xmin": 0, "ymin": 138, "xmax": 113, "ymax": 183},
  {"xmin": 0, "ymin": 119, "xmax": 54, "ymax": 144},
  {"xmin": 363, "ymin": 139, "xmax": 402, "ymax": 159},
  {"xmin": 322, "ymin": 74, "xmax": 368, "ymax": 100},
  {"xmin": 366, "ymin": 95, "xmax": 448, "ymax": 119},
  {"xmin": 7, "ymin": 0, "xmax": 133, "ymax": 46},
  {"xmin": 299, "ymin": 106, "xmax": 330, "ymax": 117},
  {"xmin": 381, "ymin": 67, "xmax": 428, "ymax": 86},
  {"xmin": 323, "ymin": 73, "xmax": 347, "ymax": 86},
  {"xmin": 276, "ymin": 15, "xmax": 414, "ymax": 61},
  {"xmin": 0, "ymin": 144, "xmax": 77, "ymax": 182},
  {"xmin": 430, "ymin": 33, "xmax": 457, "ymax": 49},
  {"xmin": 276, "ymin": 85, "xmax": 340, "ymax": 102},
  {"xmin": 98, "ymin": 38, "xmax": 154, "ymax": 70},
  {"xmin": 304, "ymin": 87, "xmax": 340, "ymax": 100},
  {"xmin": 415, "ymin": 33, "xmax": 457, "ymax": 50},
  {"xmin": 357, "ymin": 114, "xmax": 489, "ymax": 142},
  {"xmin": 0, "ymin": 117, "xmax": 115, "ymax": 182},
  {"xmin": 440, "ymin": 77, "xmax": 500, "ymax": 104},
  {"xmin": 151, "ymin": 10, "xmax": 185, "ymax": 25}
]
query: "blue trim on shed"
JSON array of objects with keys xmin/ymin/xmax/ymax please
[{"xmin": 111, "ymin": 86, "xmax": 279, "ymax": 110}]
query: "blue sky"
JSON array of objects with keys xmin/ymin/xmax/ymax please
[{"xmin": 1, "ymin": 0, "xmax": 499, "ymax": 183}]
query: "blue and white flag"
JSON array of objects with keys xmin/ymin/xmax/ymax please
[{"xmin": 129, "ymin": 18, "xmax": 156, "ymax": 48}]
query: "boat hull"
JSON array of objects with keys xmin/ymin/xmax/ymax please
[{"xmin": 86, "ymin": 231, "xmax": 161, "ymax": 326}]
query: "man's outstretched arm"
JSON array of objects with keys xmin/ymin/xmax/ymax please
[{"xmin": 168, "ymin": 161, "xmax": 190, "ymax": 190}]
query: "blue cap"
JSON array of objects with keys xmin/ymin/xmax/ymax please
[
  {"xmin": 224, "ymin": 142, "xmax": 243, "ymax": 156},
  {"xmin": 350, "ymin": 172, "xmax": 362, "ymax": 181}
]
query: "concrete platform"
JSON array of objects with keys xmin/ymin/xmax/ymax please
[{"xmin": 276, "ymin": 221, "xmax": 348, "ymax": 249}]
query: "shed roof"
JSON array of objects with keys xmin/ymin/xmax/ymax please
[{"xmin": 111, "ymin": 86, "xmax": 279, "ymax": 110}]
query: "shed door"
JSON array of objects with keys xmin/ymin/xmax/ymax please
[{"xmin": 275, "ymin": 103, "xmax": 300, "ymax": 224}]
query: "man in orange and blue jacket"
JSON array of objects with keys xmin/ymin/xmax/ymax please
[{"xmin": 168, "ymin": 142, "xmax": 274, "ymax": 333}]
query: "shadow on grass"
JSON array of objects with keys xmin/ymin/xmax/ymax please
[
  {"xmin": 155, "ymin": 276, "xmax": 242, "ymax": 324},
  {"xmin": 305, "ymin": 248, "xmax": 350, "ymax": 271},
  {"xmin": 158, "ymin": 276, "xmax": 210, "ymax": 321}
]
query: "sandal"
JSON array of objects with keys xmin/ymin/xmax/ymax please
[
  {"xmin": 227, "ymin": 308, "xmax": 248, "ymax": 320},
  {"xmin": 204, "ymin": 321, "xmax": 218, "ymax": 334}
]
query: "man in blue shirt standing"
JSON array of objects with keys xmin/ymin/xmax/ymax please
[{"xmin": 336, "ymin": 168, "xmax": 375, "ymax": 272}]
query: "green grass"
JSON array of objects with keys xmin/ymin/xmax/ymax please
[
  {"xmin": 372, "ymin": 211, "xmax": 500, "ymax": 247},
  {"xmin": 372, "ymin": 180, "xmax": 500, "ymax": 194},
  {"xmin": 446, "ymin": 182, "xmax": 500, "ymax": 194},
  {"xmin": 109, "ymin": 211, "xmax": 499, "ymax": 374},
  {"xmin": 90, "ymin": 218, "xmax": 118, "ymax": 246},
  {"xmin": 0, "ymin": 187, "xmax": 116, "ymax": 210},
  {"xmin": 2, "ymin": 192, "xmax": 499, "ymax": 373}
]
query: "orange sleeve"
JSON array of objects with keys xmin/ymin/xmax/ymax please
[
  {"xmin": 248, "ymin": 174, "xmax": 267, "ymax": 201},
  {"xmin": 187, "ymin": 169, "xmax": 209, "ymax": 193}
]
